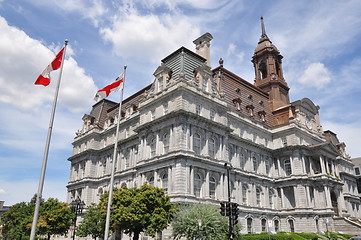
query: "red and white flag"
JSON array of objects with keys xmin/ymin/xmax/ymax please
[
  {"xmin": 34, "ymin": 48, "xmax": 65, "ymax": 86},
  {"xmin": 94, "ymin": 72, "xmax": 124, "ymax": 101}
]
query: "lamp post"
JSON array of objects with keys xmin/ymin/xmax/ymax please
[{"xmin": 70, "ymin": 197, "xmax": 85, "ymax": 240}]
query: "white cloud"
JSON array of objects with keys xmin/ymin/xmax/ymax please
[
  {"xmin": 0, "ymin": 189, "xmax": 6, "ymax": 195},
  {"xmin": 0, "ymin": 16, "xmax": 97, "ymax": 113},
  {"xmin": 100, "ymin": 8, "xmax": 201, "ymax": 64},
  {"xmin": 298, "ymin": 62, "xmax": 331, "ymax": 89}
]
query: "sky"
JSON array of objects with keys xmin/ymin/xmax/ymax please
[{"xmin": 1, "ymin": 0, "xmax": 361, "ymax": 206}]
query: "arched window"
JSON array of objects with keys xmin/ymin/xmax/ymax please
[
  {"xmin": 284, "ymin": 159, "xmax": 292, "ymax": 176},
  {"xmin": 209, "ymin": 176, "xmax": 216, "ymax": 199},
  {"xmin": 247, "ymin": 218, "xmax": 253, "ymax": 234},
  {"xmin": 253, "ymin": 157, "xmax": 258, "ymax": 173},
  {"xmin": 161, "ymin": 172, "xmax": 168, "ymax": 194},
  {"xmin": 261, "ymin": 219, "xmax": 267, "ymax": 232},
  {"xmin": 288, "ymin": 219, "xmax": 295, "ymax": 232},
  {"xmin": 148, "ymin": 176, "xmax": 154, "ymax": 186},
  {"xmin": 163, "ymin": 133, "xmax": 169, "ymax": 154},
  {"xmin": 256, "ymin": 187, "xmax": 261, "ymax": 207},
  {"xmin": 150, "ymin": 138, "xmax": 156, "ymax": 158},
  {"xmin": 269, "ymin": 189, "xmax": 274, "ymax": 208},
  {"xmin": 208, "ymin": 138, "xmax": 216, "ymax": 158},
  {"xmin": 274, "ymin": 219, "xmax": 279, "ymax": 232},
  {"xmin": 259, "ymin": 62, "xmax": 267, "ymax": 79},
  {"xmin": 194, "ymin": 173, "xmax": 202, "ymax": 197},
  {"xmin": 193, "ymin": 133, "xmax": 201, "ymax": 155},
  {"xmin": 242, "ymin": 186, "xmax": 248, "ymax": 204},
  {"xmin": 240, "ymin": 152, "xmax": 245, "ymax": 170}
]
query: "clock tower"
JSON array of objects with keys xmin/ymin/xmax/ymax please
[{"xmin": 252, "ymin": 17, "xmax": 290, "ymax": 111}]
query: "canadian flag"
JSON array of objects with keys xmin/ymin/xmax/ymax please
[
  {"xmin": 94, "ymin": 73, "xmax": 125, "ymax": 101},
  {"xmin": 34, "ymin": 48, "xmax": 65, "ymax": 86}
]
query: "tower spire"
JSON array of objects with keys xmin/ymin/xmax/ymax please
[{"xmin": 259, "ymin": 16, "xmax": 269, "ymax": 42}]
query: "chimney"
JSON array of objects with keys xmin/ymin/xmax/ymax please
[{"xmin": 193, "ymin": 33, "xmax": 213, "ymax": 67}]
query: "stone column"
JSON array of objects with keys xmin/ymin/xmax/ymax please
[
  {"xmin": 220, "ymin": 173, "xmax": 224, "ymax": 200},
  {"xmin": 280, "ymin": 187, "xmax": 285, "ymax": 209},
  {"xmin": 305, "ymin": 185, "xmax": 311, "ymax": 207},
  {"xmin": 205, "ymin": 170, "xmax": 210, "ymax": 198},
  {"xmin": 168, "ymin": 166, "xmax": 172, "ymax": 194},
  {"xmin": 309, "ymin": 156, "xmax": 314, "ymax": 175},
  {"xmin": 190, "ymin": 166, "xmax": 194, "ymax": 195},
  {"xmin": 320, "ymin": 155, "xmax": 326, "ymax": 174},
  {"xmin": 324, "ymin": 186, "xmax": 332, "ymax": 208},
  {"xmin": 277, "ymin": 158, "xmax": 281, "ymax": 177}
]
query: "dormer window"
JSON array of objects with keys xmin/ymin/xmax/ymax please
[
  {"xmin": 202, "ymin": 78, "xmax": 208, "ymax": 91},
  {"xmin": 196, "ymin": 104, "xmax": 202, "ymax": 115},
  {"xmin": 158, "ymin": 78, "xmax": 163, "ymax": 91},
  {"xmin": 233, "ymin": 98, "xmax": 242, "ymax": 111},
  {"xmin": 246, "ymin": 105, "xmax": 255, "ymax": 117},
  {"xmin": 258, "ymin": 111, "xmax": 266, "ymax": 122}
]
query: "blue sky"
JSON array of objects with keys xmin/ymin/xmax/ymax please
[{"xmin": 1, "ymin": 0, "xmax": 361, "ymax": 205}]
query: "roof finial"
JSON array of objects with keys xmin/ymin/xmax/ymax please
[{"xmin": 260, "ymin": 16, "xmax": 269, "ymax": 41}]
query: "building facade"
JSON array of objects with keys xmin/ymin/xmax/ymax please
[{"xmin": 67, "ymin": 19, "xmax": 361, "ymax": 236}]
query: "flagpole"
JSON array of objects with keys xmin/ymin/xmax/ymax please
[
  {"xmin": 104, "ymin": 65, "xmax": 127, "ymax": 240},
  {"xmin": 29, "ymin": 40, "xmax": 68, "ymax": 240}
]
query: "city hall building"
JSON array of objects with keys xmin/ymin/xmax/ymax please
[{"xmin": 67, "ymin": 19, "xmax": 361, "ymax": 236}]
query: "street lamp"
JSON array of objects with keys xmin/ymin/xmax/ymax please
[{"xmin": 70, "ymin": 197, "xmax": 85, "ymax": 240}]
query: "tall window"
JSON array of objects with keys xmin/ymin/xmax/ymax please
[
  {"xmin": 125, "ymin": 149, "xmax": 130, "ymax": 168},
  {"xmin": 148, "ymin": 176, "xmax": 154, "ymax": 186},
  {"xmin": 193, "ymin": 133, "xmax": 201, "ymax": 155},
  {"xmin": 256, "ymin": 187, "xmax": 261, "ymax": 207},
  {"xmin": 247, "ymin": 218, "xmax": 253, "ymax": 234},
  {"xmin": 202, "ymin": 78, "xmax": 208, "ymax": 91},
  {"xmin": 163, "ymin": 103, "xmax": 168, "ymax": 115},
  {"xmin": 196, "ymin": 104, "xmax": 201, "ymax": 115},
  {"xmin": 158, "ymin": 78, "xmax": 163, "ymax": 91},
  {"xmin": 253, "ymin": 157, "xmax": 258, "ymax": 173},
  {"xmin": 161, "ymin": 172, "xmax": 168, "ymax": 194},
  {"xmin": 151, "ymin": 109, "xmax": 155, "ymax": 120},
  {"xmin": 242, "ymin": 186, "xmax": 248, "ymax": 204},
  {"xmin": 209, "ymin": 176, "xmax": 216, "ymax": 199},
  {"xmin": 210, "ymin": 109, "xmax": 215, "ymax": 121},
  {"xmin": 355, "ymin": 167, "xmax": 360, "ymax": 176},
  {"xmin": 208, "ymin": 138, "xmax": 216, "ymax": 158},
  {"xmin": 261, "ymin": 219, "xmax": 267, "ymax": 232},
  {"xmin": 288, "ymin": 219, "xmax": 295, "ymax": 232},
  {"xmin": 150, "ymin": 138, "xmax": 156, "ymax": 158},
  {"xmin": 269, "ymin": 189, "xmax": 274, "ymax": 208},
  {"xmin": 284, "ymin": 159, "xmax": 292, "ymax": 176},
  {"xmin": 274, "ymin": 219, "xmax": 279, "ymax": 232},
  {"xmin": 194, "ymin": 173, "xmax": 202, "ymax": 197},
  {"xmin": 240, "ymin": 152, "xmax": 245, "ymax": 170},
  {"xmin": 163, "ymin": 133, "xmax": 170, "ymax": 154}
]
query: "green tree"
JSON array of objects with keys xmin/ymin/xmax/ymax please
[
  {"xmin": 0, "ymin": 201, "xmax": 34, "ymax": 240},
  {"xmin": 171, "ymin": 204, "xmax": 230, "ymax": 240},
  {"xmin": 76, "ymin": 203, "xmax": 105, "ymax": 240},
  {"xmin": 99, "ymin": 183, "xmax": 178, "ymax": 240},
  {"xmin": 37, "ymin": 198, "xmax": 73, "ymax": 240}
]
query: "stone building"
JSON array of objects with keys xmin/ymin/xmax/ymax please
[{"xmin": 67, "ymin": 18, "xmax": 361, "ymax": 236}]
